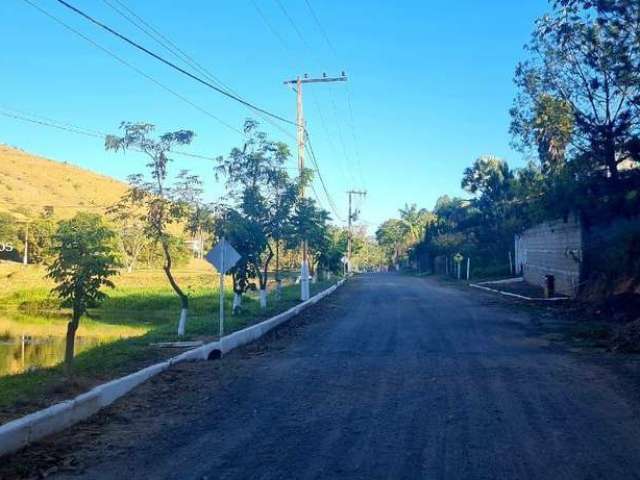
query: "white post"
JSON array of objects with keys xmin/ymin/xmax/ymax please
[
  {"xmin": 219, "ymin": 272, "xmax": 225, "ymax": 338},
  {"xmin": 466, "ymin": 257, "xmax": 470, "ymax": 281},
  {"xmin": 219, "ymin": 237, "xmax": 225, "ymax": 336},
  {"xmin": 301, "ymin": 259, "xmax": 310, "ymax": 301},
  {"xmin": 457, "ymin": 262, "xmax": 461, "ymax": 280}
]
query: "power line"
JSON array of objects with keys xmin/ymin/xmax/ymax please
[
  {"xmin": 21, "ymin": 0, "xmax": 242, "ymax": 135},
  {"xmin": 299, "ymin": 0, "xmax": 366, "ymax": 188},
  {"xmin": 101, "ymin": 0, "xmax": 299, "ymax": 144},
  {"xmin": 304, "ymin": 131, "xmax": 343, "ymax": 221},
  {"xmin": 0, "ymin": 108, "xmax": 232, "ymax": 165},
  {"xmin": 54, "ymin": 0, "xmax": 297, "ymax": 127},
  {"xmin": 303, "ymin": 0, "xmax": 338, "ymax": 58}
]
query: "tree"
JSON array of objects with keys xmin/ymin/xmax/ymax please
[
  {"xmin": 47, "ymin": 213, "xmax": 118, "ymax": 372},
  {"xmin": 399, "ymin": 203, "xmax": 435, "ymax": 244},
  {"xmin": 376, "ymin": 219, "xmax": 411, "ymax": 268},
  {"xmin": 511, "ymin": 0, "xmax": 640, "ymax": 181},
  {"xmin": 106, "ymin": 122, "xmax": 196, "ymax": 335},
  {"xmin": 288, "ymin": 197, "xmax": 331, "ymax": 280},
  {"xmin": 173, "ymin": 170, "xmax": 214, "ymax": 260},
  {"xmin": 511, "ymin": 93, "xmax": 574, "ymax": 172},
  {"xmin": 216, "ymin": 120, "xmax": 297, "ymax": 309},
  {"xmin": 217, "ymin": 207, "xmax": 265, "ymax": 314}
]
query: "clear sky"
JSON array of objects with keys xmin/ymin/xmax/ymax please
[{"xmin": 1, "ymin": 0, "xmax": 547, "ymax": 231}]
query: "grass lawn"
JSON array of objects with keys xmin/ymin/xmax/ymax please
[{"xmin": 0, "ymin": 259, "xmax": 338, "ymax": 422}]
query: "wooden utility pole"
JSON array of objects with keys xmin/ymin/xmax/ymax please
[
  {"xmin": 284, "ymin": 73, "xmax": 347, "ymax": 299},
  {"xmin": 347, "ymin": 189, "xmax": 366, "ymax": 274}
]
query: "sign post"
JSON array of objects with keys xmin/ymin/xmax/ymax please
[{"xmin": 205, "ymin": 239, "xmax": 241, "ymax": 339}]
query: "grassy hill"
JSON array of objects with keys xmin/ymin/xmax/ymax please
[{"xmin": 0, "ymin": 144, "xmax": 128, "ymax": 219}]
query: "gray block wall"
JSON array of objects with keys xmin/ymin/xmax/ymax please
[{"xmin": 515, "ymin": 216, "xmax": 583, "ymax": 297}]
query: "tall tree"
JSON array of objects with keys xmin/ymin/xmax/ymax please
[
  {"xmin": 376, "ymin": 219, "xmax": 411, "ymax": 268},
  {"xmin": 106, "ymin": 122, "xmax": 196, "ymax": 336},
  {"xmin": 512, "ymin": 0, "xmax": 640, "ymax": 181},
  {"xmin": 216, "ymin": 120, "xmax": 297, "ymax": 309}
]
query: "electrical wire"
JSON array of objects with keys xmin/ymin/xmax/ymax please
[
  {"xmin": 21, "ymin": 0, "xmax": 242, "ymax": 135},
  {"xmin": 102, "ymin": 0, "xmax": 298, "ymax": 144},
  {"xmin": 54, "ymin": 0, "xmax": 297, "ymax": 127},
  {"xmin": 300, "ymin": 0, "xmax": 366, "ymax": 188},
  {"xmin": 0, "ymin": 108, "xmax": 229, "ymax": 164}
]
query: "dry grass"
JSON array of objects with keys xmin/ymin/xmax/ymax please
[{"xmin": 0, "ymin": 145, "xmax": 128, "ymax": 219}]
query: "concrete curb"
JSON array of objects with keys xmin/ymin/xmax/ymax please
[
  {"xmin": 474, "ymin": 277, "xmax": 524, "ymax": 286},
  {"xmin": 469, "ymin": 282, "xmax": 568, "ymax": 302},
  {"xmin": 0, "ymin": 279, "xmax": 345, "ymax": 458}
]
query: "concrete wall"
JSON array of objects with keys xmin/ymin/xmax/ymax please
[{"xmin": 515, "ymin": 216, "xmax": 583, "ymax": 297}]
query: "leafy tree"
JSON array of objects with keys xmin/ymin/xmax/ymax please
[
  {"xmin": 47, "ymin": 213, "xmax": 118, "ymax": 372},
  {"xmin": 216, "ymin": 120, "xmax": 298, "ymax": 308},
  {"xmin": 173, "ymin": 170, "xmax": 214, "ymax": 260},
  {"xmin": 399, "ymin": 203, "xmax": 435, "ymax": 244},
  {"xmin": 376, "ymin": 219, "xmax": 411, "ymax": 268},
  {"xmin": 512, "ymin": 0, "xmax": 640, "ymax": 181},
  {"xmin": 288, "ymin": 197, "xmax": 332, "ymax": 280},
  {"xmin": 106, "ymin": 121, "xmax": 196, "ymax": 335},
  {"xmin": 511, "ymin": 93, "xmax": 574, "ymax": 173},
  {"xmin": 217, "ymin": 208, "xmax": 265, "ymax": 313}
]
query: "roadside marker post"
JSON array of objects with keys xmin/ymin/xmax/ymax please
[{"xmin": 205, "ymin": 238, "xmax": 241, "ymax": 340}]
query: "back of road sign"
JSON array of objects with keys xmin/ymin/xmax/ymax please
[{"xmin": 205, "ymin": 239, "xmax": 241, "ymax": 274}]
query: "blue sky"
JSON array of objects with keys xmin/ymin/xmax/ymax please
[{"xmin": 0, "ymin": 0, "xmax": 547, "ymax": 230}]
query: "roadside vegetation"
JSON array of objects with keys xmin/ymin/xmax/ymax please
[
  {"xmin": 0, "ymin": 117, "xmax": 394, "ymax": 419},
  {"xmin": 376, "ymin": 0, "xmax": 639, "ymax": 293}
]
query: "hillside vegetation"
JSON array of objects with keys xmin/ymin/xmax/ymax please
[{"xmin": 0, "ymin": 144, "xmax": 127, "ymax": 219}]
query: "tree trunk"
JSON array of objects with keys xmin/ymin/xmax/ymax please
[
  {"xmin": 258, "ymin": 245, "xmax": 274, "ymax": 310},
  {"xmin": 64, "ymin": 309, "xmax": 80, "ymax": 374},
  {"xmin": 275, "ymin": 240, "xmax": 282, "ymax": 300},
  {"xmin": 161, "ymin": 240, "xmax": 189, "ymax": 335}
]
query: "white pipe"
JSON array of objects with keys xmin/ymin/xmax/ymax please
[{"xmin": 177, "ymin": 308, "xmax": 187, "ymax": 336}]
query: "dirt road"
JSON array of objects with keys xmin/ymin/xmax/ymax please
[{"xmin": 7, "ymin": 273, "xmax": 640, "ymax": 479}]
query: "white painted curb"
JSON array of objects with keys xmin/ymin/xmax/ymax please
[
  {"xmin": 469, "ymin": 282, "xmax": 568, "ymax": 302},
  {"xmin": 0, "ymin": 279, "xmax": 346, "ymax": 458}
]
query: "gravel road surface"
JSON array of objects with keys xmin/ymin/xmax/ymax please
[{"xmin": 5, "ymin": 273, "xmax": 640, "ymax": 480}]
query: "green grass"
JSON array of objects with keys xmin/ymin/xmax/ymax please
[{"xmin": 0, "ymin": 263, "xmax": 336, "ymax": 417}]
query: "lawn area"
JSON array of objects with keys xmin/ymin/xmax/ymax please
[{"xmin": 0, "ymin": 259, "xmax": 338, "ymax": 423}]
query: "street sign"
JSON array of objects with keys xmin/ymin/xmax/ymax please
[
  {"xmin": 205, "ymin": 238, "xmax": 241, "ymax": 341},
  {"xmin": 453, "ymin": 253, "xmax": 464, "ymax": 264},
  {"xmin": 205, "ymin": 239, "xmax": 241, "ymax": 274}
]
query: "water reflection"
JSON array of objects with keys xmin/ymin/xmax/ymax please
[
  {"xmin": 0, "ymin": 312, "xmax": 146, "ymax": 377},
  {"xmin": 0, "ymin": 334, "xmax": 117, "ymax": 376}
]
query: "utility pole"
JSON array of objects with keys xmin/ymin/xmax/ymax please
[
  {"xmin": 347, "ymin": 189, "xmax": 367, "ymax": 274},
  {"xmin": 284, "ymin": 72, "xmax": 347, "ymax": 299}
]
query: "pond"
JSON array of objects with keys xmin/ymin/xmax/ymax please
[{"xmin": 0, "ymin": 312, "xmax": 148, "ymax": 377}]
